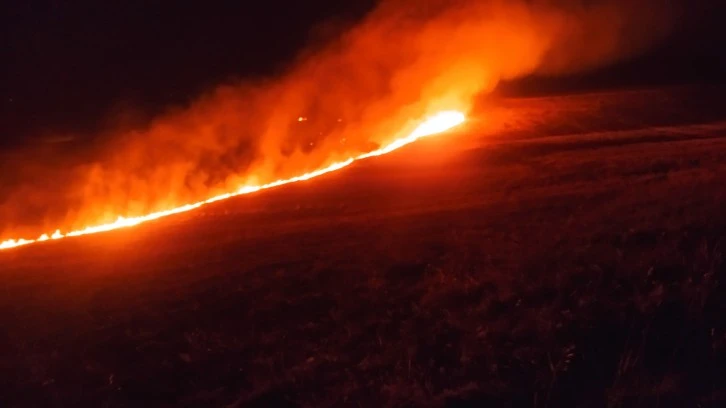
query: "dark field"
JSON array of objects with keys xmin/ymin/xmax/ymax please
[{"xmin": 2, "ymin": 86, "xmax": 726, "ymax": 407}]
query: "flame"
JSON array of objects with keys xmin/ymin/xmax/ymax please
[
  {"xmin": 0, "ymin": 111, "xmax": 464, "ymax": 251},
  {"xmin": 1, "ymin": 1, "xmax": 673, "ymax": 253}
]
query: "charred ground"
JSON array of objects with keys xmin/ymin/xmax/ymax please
[{"xmin": 2, "ymin": 86, "xmax": 726, "ymax": 407}]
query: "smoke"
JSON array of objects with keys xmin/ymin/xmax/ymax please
[{"xmin": 1, "ymin": 0, "xmax": 673, "ymax": 238}]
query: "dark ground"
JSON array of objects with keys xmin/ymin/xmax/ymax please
[{"xmin": 2, "ymin": 86, "xmax": 726, "ymax": 407}]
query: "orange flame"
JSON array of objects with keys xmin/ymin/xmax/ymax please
[{"xmin": 0, "ymin": 111, "xmax": 464, "ymax": 251}]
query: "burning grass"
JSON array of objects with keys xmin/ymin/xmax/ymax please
[
  {"xmin": 2, "ymin": 89, "xmax": 726, "ymax": 406},
  {"xmin": 0, "ymin": 111, "xmax": 465, "ymax": 251}
]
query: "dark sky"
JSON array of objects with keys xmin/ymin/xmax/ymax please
[
  {"xmin": 2, "ymin": 0, "xmax": 725, "ymax": 148},
  {"xmin": 500, "ymin": 0, "xmax": 726, "ymax": 95},
  {"xmin": 1, "ymin": 0, "xmax": 375, "ymax": 146}
]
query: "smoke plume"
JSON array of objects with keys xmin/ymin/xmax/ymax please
[{"xmin": 1, "ymin": 0, "xmax": 673, "ymax": 238}]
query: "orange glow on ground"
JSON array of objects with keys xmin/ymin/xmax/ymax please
[{"xmin": 0, "ymin": 111, "xmax": 464, "ymax": 251}]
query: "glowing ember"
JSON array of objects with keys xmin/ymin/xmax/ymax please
[{"xmin": 0, "ymin": 111, "xmax": 464, "ymax": 251}]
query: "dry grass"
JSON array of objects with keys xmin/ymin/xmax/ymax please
[{"xmin": 2, "ymin": 86, "xmax": 726, "ymax": 407}]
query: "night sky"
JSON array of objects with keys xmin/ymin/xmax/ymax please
[
  {"xmin": 2, "ymin": 0, "xmax": 375, "ymax": 147},
  {"xmin": 2, "ymin": 0, "xmax": 725, "ymax": 149}
]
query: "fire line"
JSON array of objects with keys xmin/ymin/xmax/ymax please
[{"xmin": 1, "ymin": 110, "xmax": 465, "ymax": 251}]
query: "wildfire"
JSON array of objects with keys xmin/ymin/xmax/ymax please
[{"xmin": 0, "ymin": 110, "xmax": 464, "ymax": 251}]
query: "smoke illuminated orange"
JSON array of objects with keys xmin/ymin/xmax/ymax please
[
  {"xmin": 0, "ymin": 111, "xmax": 464, "ymax": 251},
  {"xmin": 1, "ymin": 0, "xmax": 675, "ymax": 252}
]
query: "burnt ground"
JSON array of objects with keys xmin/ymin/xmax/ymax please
[{"xmin": 2, "ymin": 85, "xmax": 726, "ymax": 407}]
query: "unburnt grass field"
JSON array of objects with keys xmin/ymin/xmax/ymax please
[{"xmin": 2, "ymin": 85, "xmax": 726, "ymax": 407}]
